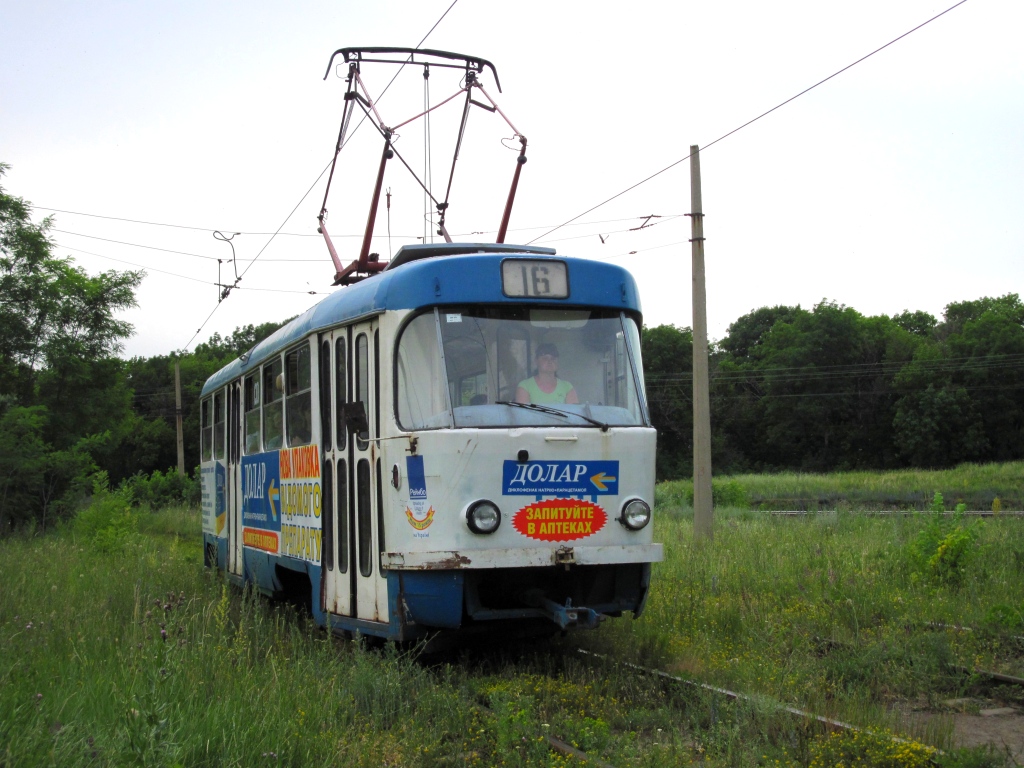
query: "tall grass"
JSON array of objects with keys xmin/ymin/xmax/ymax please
[
  {"xmin": 591, "ymin": 500, "xmax": 1024, "ymax": 748},
  {"xmin": 0, "ymin": 510, "xmax": 477, "ymax": 767},
  {"xmin": 657, "ymin": 461, "xmax": 1024, "ymax": 511},
  {"xmin": 3, "ymin": 487, "xmax": 1017, "ymax": 766}
]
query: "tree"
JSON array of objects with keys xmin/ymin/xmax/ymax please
[
  {"xmin": 893, "ymin": 294, "xmax": 1024, "ymax": 466},
  {"xmin": 713, "ymin": 302, "xmax": 921, "ymax": 472},
  {"xmin": 0, "ymin": 163, "xmax": 142, "ymax": 530},
  {"xmin": 122, "ymin": 319, "xmax": 289, "ymax": 478},
  {"xmin": 641, "ymin": 324, "xmax": 694, "ymax": 480}
]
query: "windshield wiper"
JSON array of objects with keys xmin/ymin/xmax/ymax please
[
  {"xmin": 495, "ymin": 401, "xmax": 609, "ymax": 432},
  {"xmin": 495, "ymin": 400, "xmax": 568, "ymax": 419}
]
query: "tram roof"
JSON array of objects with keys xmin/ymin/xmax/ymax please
[{"xmin": 201, "ymin": 244, "xmax": 642, "ymax": 396}]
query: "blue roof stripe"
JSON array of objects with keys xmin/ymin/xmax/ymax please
[{"xmin": 201, "ymin": 249, "xmax": 641, "ymax": 396}]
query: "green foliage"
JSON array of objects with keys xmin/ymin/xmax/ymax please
[
  {"xmin": 683, "ymin": 478, "xmax": 749, "ymax": 508},
  {"xmin": 928, "ymin": 525, "xmax": 980, "ymax": 587},
  {"xmin": 787, "ymin": 729, "xmax": 938, "ymax": 768},
  {"xmin": 641, "ymin": 324, "xmax": 694, "ymax": 480},
  {"xmin": 0, "ymin": 404, "xmax": 99, "ymax": 532},
  {"xmin": 658, "ymin": 462, "xmax": 1024, "ymax": 513},
  {"xmin": 121, "ymin": 469, "xmax": 200, "ymax": 509},
  {"xmin": 73, "ymin": 473, "xmax": 138, "ymax": 552},
  {"xmin": 125, "ymin": 319, "xmax": 286, "ymax": 477},
  {"xmin": 643, "ymin": 290, "xmax": 1024, "ymax": 478},
  {"xmin": 4, "ymin": 505, "xmax": 1021, "ymax": 766},
  {"xmin": 982, "ymin": 603, "xmax": 1023, "ymax": 630},
  {"xmin": 0, "ymin": 163, "xmax": 140, "ymax": 531},
  {"xmin": 909, "ymin": 504, "xmax": 982, "ymax": 588},
  {"xmin": 935, "ymin": 746, "xmax": 1007, "ymax": 768}
]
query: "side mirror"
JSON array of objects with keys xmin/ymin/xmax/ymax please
[{"xmin": 340, "ymin": 402, "xmax": 369, "ymax": 435}]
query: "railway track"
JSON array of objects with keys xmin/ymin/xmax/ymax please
[{"xmin": 768, "ymin": 510, "xmax": 1024, "ymax": 517}]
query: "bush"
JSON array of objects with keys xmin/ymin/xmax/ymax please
[
  {"xmin": 73, "ymin": 473, "xmax": 138, "ymax": 552},
  {"xmin": 685, "ymin": 478, "xmax": 750, "ymax": 508},
  {"xmin": 910, "ymin": 498, "xmax": 982, "ymax": 588},
  {"xmin": 800, "ymin": 729, "xmax": 937, "ymax": 768},
  {"xmin": 121, "ymin": 468, "xmax": 199, "ymax": 509}
]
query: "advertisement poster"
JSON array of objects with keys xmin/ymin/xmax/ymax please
[{"xmin": 241, "ymin": 445, "xmax": 323, "ymax": 562}]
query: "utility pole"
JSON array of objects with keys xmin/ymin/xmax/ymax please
[
  {"xmin": 175, "ymin": 361, "xmax": 185, "ymax": 477},
  {"xmin": 690, "ymin": 145, "xmax": 713, "ymax": 540}
]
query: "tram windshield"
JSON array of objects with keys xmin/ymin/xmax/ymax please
[{"xmin": 396, "ymin": 308, "xmax": 648, "ymax": 430}]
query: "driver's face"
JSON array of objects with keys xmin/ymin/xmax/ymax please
[{"xmin": 536, "ymin": 353, "xmax": 559, "ymax": 371}]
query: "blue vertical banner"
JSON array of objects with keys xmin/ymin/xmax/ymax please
[
  {"xmin": 241, "ymin": 451, "xmax": 282, "ymax": 553},
  {"xmin": 404, "ymin": 454, "xmax": 434, "ymax": 534}
]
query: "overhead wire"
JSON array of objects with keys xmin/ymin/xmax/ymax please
[
  {"xmin": 55, "ymin": 242, "xmax": 326, "ymax": 296},
  {"xmin": 526, "ymin": 0, "xmax": 970, "ymax": 245},
  {"xmin": 38, "ymin": 205, "xmax": 683, "ymax": 239},
  {"xmin": 645, "ymin": 352, "xmax": 1024, "ymax": 382},
  {"xmin": 181, "ymin": 0, "xmax": 461, "ymax": 351}
]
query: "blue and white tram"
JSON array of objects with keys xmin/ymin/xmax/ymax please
[{"xmin": 199, "ymin": 243, "xmax": 662, "ymax": 640}]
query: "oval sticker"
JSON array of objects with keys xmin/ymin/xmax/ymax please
[{"xmin": 512, "ymin": 499, "xmax": 607, "ymax": 542}]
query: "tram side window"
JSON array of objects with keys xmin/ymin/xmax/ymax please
[
  {"xmin": 213, "ymin": 391, "xmax": 226, "ymax": 460},
  {"xmin": 396, "ymin": 312, "xmax": 451, "ymax": 430},
  {"xmin": 336, "ymin": 459, "xmax": 349, "ymax": 573},
  {"xmin": 286, "ymin": 344, "xmax": 312, "ymax": 446},
  {"xmin": 244, "ymin": 375, "xmax": 261, "ymax": 454},
  {"xmin": 319, "ymin": 340, "xmax": 331, "ymax": 452},
  {"xmin": 201, "ymin": 397, "xmax": 212, "ymax": 462},
  {"xmin": 334, "ymin": 337, "xmax": 346, "ymax": 448},
  {"xmin": 355, "ymin": 333, "xmax": 370, "ymax": 448},
  {"xmin": 263, "ymin": 357, "xmax": 284, "ymax": 451}
]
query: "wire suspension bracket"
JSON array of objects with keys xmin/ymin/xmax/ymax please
[{"xmin": 317, "ymin": 47, "xmax": 527, "ymax": 286}]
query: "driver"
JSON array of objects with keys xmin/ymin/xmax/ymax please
[{"xmin": 515, "ymin": 343, "xmax": 579, "ymax": 405}]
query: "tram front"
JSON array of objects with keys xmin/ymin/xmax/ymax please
[{"xmin": 382, "ymin": 249, "xmax": 662, "ymax": 635}]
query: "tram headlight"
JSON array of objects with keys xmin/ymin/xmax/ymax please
[
  {"xmin": 619, "ymin": 499, "xmax": 651, "ymax": 531},
  {"xmin": 466, "ymin": 500, "xmax": 501, "ymax": 534}
]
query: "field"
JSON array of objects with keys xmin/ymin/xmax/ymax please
[
  {"xmin": 2, "ymin": 464, "xmax": 1023, "ymax": 766},
  {"xmin": 655, "ymin": 461, "xmax": 1024, "ymax": 512}
]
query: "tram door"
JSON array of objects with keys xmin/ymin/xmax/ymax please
[
  {"xmin": 321, "ymin": 321, "xmax": 387, "ymax": 624},
  {"xmin": 228, "ymin": 382, "xmax": 243, "ymax": 576},
  {"xmin": 320, "ymin": 329, "xmax": 352, "ymax": 617}
]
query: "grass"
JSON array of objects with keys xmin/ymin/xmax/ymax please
[
  {"xmin": 656, "ymin": 460, "xmax": 1024, "ymax": 511},
  {"xmin": 588, "ymin": 500, "xmax": 1024, "ymax": 761},
  {"xmin": 3, "ymin": 462, "xmax": 1022, "ymax": 766}
]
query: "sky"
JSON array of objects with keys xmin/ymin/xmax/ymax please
[{"xmin": 2, "ymin": 0, "xmax": 1022, "ymax": 359}]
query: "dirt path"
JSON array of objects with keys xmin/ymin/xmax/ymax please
[{"xmin": 907, "ymin": 705, "xmax": 1023, "ymax": 763}]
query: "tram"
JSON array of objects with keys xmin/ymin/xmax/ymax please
[{"xmin": 199, "ymin": 242, "xmax": 662, "ymax": 640}]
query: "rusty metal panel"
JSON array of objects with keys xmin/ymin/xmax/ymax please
[{"xmin": 382, "ymin": 543, "xmax": 662, "ymax": 570}]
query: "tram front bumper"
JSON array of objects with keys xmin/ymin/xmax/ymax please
[
  {"xmin": 382, "ymin": 543, "xmax": 663, "ymax": 570},
  {"xmin": 392, "ymin": 558, "xmax": 654, "ymax": 633}
]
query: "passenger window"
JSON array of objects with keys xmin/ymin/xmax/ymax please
[
  {"xmin": 319, "ymin": 340, "xmax": 331, "ymax": 452},
  {"xmin": 335, "ymin": 337, "xmax": 346, "ymax": 448},
  {"xmin": 213, "ymin": 391, "xmax": 226, "ymax": 460},
  {"xmin": 286, "ymin": 345, "xmax": 312, "ymax": 446},
  {"xmin": 355, "ymin": 334, "xmax": 369, "ymax": 449},
  {"xmin": 357, "ymin": 459, "xmax": 371, "ymax": 577},
  {"xmin": 322, "ymin": 459, "xmax": 333, "ymax": 571},
  {"xmin": 262, "ymin": 357, "xmax": 284, "ymax": 451},
  {"xmin": 244, "ymin": 375, "xmax": 260, "ymax": 454},
  {"xmin": 201, "ymin": 397, "xmax": 212, "ymax": 462},
  {"xmin": 337, "ymin": 459, "xmax": 348, "ymax": 573}
]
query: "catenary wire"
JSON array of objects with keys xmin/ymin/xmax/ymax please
[
  {"xmin": 55, "ymin": 242, "xmax": 326, "ymax": 296},
  {"xmin": 36, "ymin": 206, "xmax": 681, "ymax": 240},
  {"xmin": 526, "ymin": 0, "xmax": 969, "ymax": 245},
  {"xmin": 182, "ymin": 0, "xmax": 461, "ymax": 351}
]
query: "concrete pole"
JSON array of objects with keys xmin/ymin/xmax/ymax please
[
  {"xmin": 175, "ymin": 361, "xmax": 186, "ymax": 477},
  {"xmin": 690, "ymin": 145, "xmax": 713, "ymax": 540}
]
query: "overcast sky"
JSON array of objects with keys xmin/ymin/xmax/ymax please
[{"xmin": 3, "ymin": 0, "xmax": 1021, "ymax": 358}]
